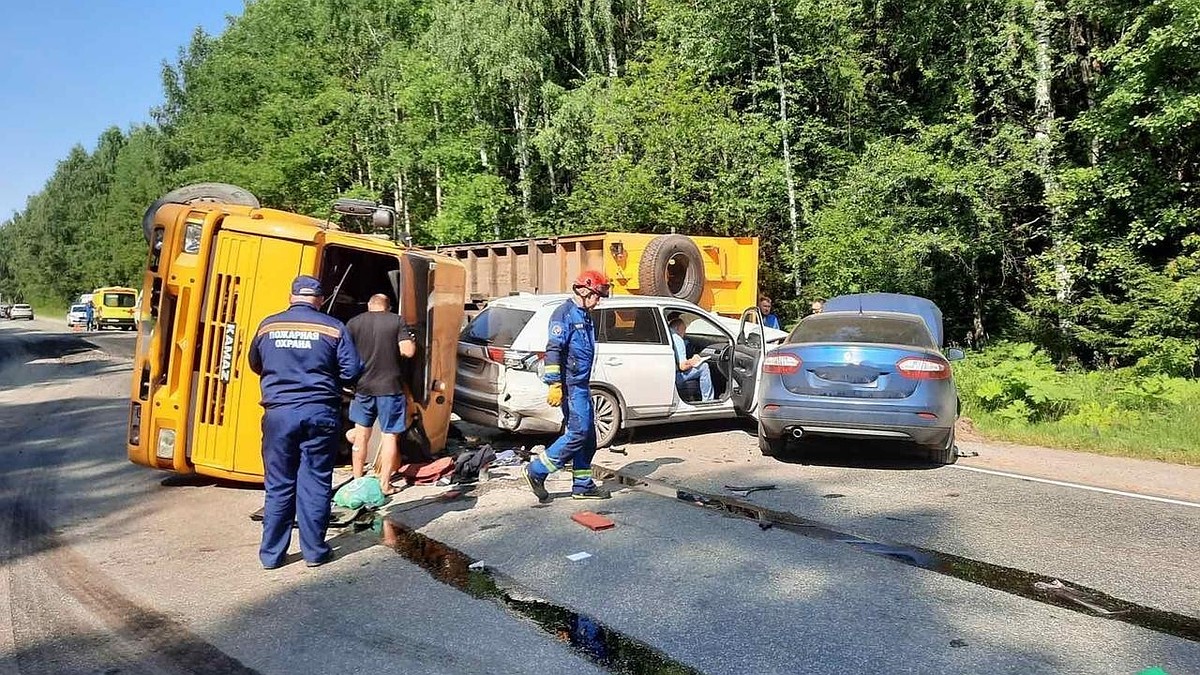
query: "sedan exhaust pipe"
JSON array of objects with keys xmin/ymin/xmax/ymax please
[{"xmin": 790, "ymin": 427, "xmax": 804, "ymax": 439}]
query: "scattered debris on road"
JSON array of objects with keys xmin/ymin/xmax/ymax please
[
  {"xmin": 571, "ymin": 511, "xmax": 615, "ymax": 531},
  {"xmin": 724, "ymin": 484, "xmax": 777, "ymax": 496},
  {"xmin": 566, "ymin": 551, "xmax": 592, "ymax": 562},
  {"xmin": 1033, "ymin": 579, "xmax": 1127, "ymax": 616}
]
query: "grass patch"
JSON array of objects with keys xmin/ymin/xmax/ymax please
[
  {"xmin": 30, "ymin": 302, "xmax": 68, "ymax": 318},
  {"xmin": 955, "ymin": 342, "xmax": 1200, "ymax": 466}
]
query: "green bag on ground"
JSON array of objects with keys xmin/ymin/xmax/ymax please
[{"xmin": 333, "ymin": 476, "xmax": 387, "ymax": 509}]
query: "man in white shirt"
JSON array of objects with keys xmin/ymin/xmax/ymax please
[{"xmin": 669, "ymin": 317, "xmax": 714, "ymax": 402}]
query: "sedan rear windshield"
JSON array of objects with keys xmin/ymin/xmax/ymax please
[
  {"xmin": 461, "ymin": 307, "xmax": 535, "ymax": 348},
  {"xmin": 788, "ymin": 315, "xmax": 935, "ymax": 348}
]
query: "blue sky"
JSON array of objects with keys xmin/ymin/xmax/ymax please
[{"xmin": 0, "ymin": 0, "xmax": 247, "ymax": 219}]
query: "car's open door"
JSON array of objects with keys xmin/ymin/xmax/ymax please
[{"xmin": 731, "ymin": 307, "xmax": 766, "ymax": 417}]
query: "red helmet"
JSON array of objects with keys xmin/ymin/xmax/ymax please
[{"xmin": 573, "ymin": 269, "xmax": 611, "ymax": 298}]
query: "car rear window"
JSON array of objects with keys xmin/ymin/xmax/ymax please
[
  {"xmin": 70, "ymin": 305, "xmax": 86, "ymax": 312},
  {"xmin": 461, "ymin": 307, "xmax": 536, "ymax": 348},
  {"xmin": 788, "ymin": 315, "xmax": 935, "ymax": 348},
  {"xmin": 14, "ymin": 304, "xmax": 30, "ymax": 309}
]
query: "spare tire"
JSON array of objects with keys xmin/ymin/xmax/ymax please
[
  {"xmin": 142, "ymin": 183, "xmax": 261, "ymax": 243},
  {"xmin": 638, "ymin": 234, "xmax": 706, "ymax": 304}
]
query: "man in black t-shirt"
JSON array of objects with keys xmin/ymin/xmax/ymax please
[{"xmin": 345, "ymin": 294, "xmax": 416, "ymax": 495}]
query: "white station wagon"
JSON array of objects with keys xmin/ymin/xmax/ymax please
[
  {"xmin": 454, "ymin": 294, "xmax": 788, "ymax": 446},
  {"xmin": 8, "ymin": 304, "xmax": 34, "ymax": 320}
]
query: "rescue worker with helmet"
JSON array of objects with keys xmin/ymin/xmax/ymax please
[
  {"xmin": 522, "ymin": 270, "xmax": 612, "ymax": 502},
  {"xmin": 249, "ymin": 275, "xmax": 362, "ymax": 569}
]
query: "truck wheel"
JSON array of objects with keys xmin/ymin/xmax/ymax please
[
  {"xmin": 142, "ymin": 183, "xmax": 260, "ymax": 243},
  {"xmin": 638, "ymin": 234, "xmax": 706, "ymax": 304}
]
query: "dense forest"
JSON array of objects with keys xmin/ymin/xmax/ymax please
[{"xmin": 1, "ymin": 0, "xmax": 1197, "ymax": 375}]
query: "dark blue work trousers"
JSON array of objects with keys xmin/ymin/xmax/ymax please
[
  {"xmin": 260, "ymin": 404, "xmax": 340, "ymax": 567},
  {"xmin": 528, "ymin": 382, "xmax": 598, "ymax": 493}
]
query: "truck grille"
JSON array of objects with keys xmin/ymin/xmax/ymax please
[{"xmin": 197, "ymin": 273, "xmax": 241, "ymax": 425}]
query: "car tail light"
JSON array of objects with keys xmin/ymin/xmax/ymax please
[
  {"xmin": 896, "ymin": 356, "xmax": 951, "ymax": 380},
  {"xmin": 763, "ymin": 353, "xmax": 802, "ymax": 375},
  {"xmin": 485, "ymin": 347, "xmax": 544, "ymax": 371}
]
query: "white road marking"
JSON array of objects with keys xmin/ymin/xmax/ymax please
[{"xmin": 950, "ymin": 464, "xmax": 1200, "ymax": 508}]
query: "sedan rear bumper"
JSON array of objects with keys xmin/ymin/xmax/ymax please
[{"xmin": 759, "ymin": 400, "xmax": 952, "ymax": 448}]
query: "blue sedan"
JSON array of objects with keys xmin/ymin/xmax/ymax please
[{"xmin": 756, "ymin": 293, "xmax": 964, "ymax": 464}]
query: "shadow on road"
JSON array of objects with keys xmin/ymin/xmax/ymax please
[
  {"xmin": 769, "ymin": 437, "xmax": 944, "ymax": 471},
  {"xmin": 2, "ymin": 324, "xmax": 1196, "ymax": 674}
]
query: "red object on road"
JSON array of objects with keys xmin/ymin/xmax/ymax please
[
  {"xmin": 396, "ymin": 457, "xmax": 455, "ymax": 485},
  {"xmin": 571, "ymin": 511, "xmax": 615, "ymax": 531}
]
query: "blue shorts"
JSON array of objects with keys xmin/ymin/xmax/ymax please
[{"xmin": 348, "ymin": 394, "xmax": 408, "ymax": 434}]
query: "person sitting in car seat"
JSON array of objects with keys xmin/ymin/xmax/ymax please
[{"xmin": 669, "ymin": 317, "xmax": 714, "ymax": 402}]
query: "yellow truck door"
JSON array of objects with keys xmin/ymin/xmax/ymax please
[
  {"xmin": 401, "ymin": 251, "xmax": 466, "ymax": 456},
  {"xmin": 190, "ymin": 230, "xmax": 312, "ymax": 479}
]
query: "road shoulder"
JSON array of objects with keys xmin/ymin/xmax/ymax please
[{"xmin": 957, "ymin": 437, "xmax": 1200, "ymax": 503}]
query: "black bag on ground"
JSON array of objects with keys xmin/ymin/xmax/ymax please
[{"xmin": 452, "ymin": 444, "xmax": 496, "ymax": 484}]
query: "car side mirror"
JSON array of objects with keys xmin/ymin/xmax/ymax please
[{"xmin": 945, "ymin": 348, "xmax": 965, "ymax": 362}]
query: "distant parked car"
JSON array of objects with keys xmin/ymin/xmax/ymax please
[
  {"xmin": 9, "ymin": 304, "xmax": 34, "ymax": 321},
  {"xmin": 454, "ymin": 293, "xmax": 788, "ymax": 447},
  {"xmin": 0, "ymin": 304, "xmax": 10, "ymax": 319},
  {"xmin": 67, "ymin": 304, "xmax": 89, "ymax": 327},
  {"xmin": 756, "ymin": 293, "xmax": 964, "ymax": 464}
]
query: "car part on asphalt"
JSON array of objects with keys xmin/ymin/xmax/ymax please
[
  {"xmin": 724, "ymin": 484, "xmax": 778, "ymax": 495},
  {"xmin": 571, "ymin": 511, "xmax": 616, "ymax": 531}
]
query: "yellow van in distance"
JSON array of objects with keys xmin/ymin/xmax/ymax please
[{"xmin": 91, "ymin": 286, "xmax": 138, "ymax": 330}]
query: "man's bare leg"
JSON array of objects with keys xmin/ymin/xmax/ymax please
[
  {"xmin": 376, "ymin": 432, "xmax": 400, "ymax": 495},
  {"xmin": 351, "ymin": 424, "xmax": 372, "ymax": 478}
]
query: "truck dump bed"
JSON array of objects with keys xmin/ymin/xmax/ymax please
[{"xmin": 434, "ymin": 232, "xmax": 758, "ymax": 317}]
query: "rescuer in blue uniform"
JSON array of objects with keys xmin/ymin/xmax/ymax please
[
  {"xmin": 523, "ymin": 270, "xmax": 612, "ymax": 502},
  {"xmin": 249, "ymin": 275, "xmax": 362, "ymax": 569}
]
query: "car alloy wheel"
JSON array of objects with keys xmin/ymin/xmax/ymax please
[{"xmin": 590, "ymin": 388, "xmax": 622, "ymax": 448}]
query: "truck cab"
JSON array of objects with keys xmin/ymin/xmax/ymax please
[{"xmin": 128, "ymin": 186, "xmax": 466, "ymax": 483}]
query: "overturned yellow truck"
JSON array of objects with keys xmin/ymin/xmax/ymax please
[{"xmin": 127, "ymin": 184, "xmax": 465, "ymax": 483}]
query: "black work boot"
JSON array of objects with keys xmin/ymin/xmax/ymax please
[
  {"xmin": 523, "ymin": 464, "xmax": 551, "ymax": 503},
  {"xmin": 571, "ymin": 485, "xmax": 611, "ymax": 500}
]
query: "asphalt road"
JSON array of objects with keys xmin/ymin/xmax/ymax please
[
  {"xmin": 588, "ymin": 423, "xmax": 1200, "ymax": 617},
  {"xmin": 0, "ymin": 320, "xmax": 605, "ymax": 675},
  {"xmin": 1, "ymin": 319, "xmax": 1196, "ymax": 674}
]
